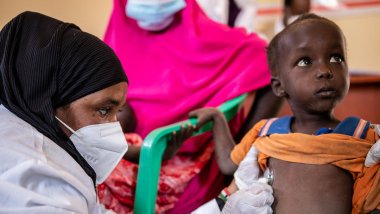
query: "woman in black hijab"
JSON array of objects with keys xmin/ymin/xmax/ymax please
[{"xmin": 0, "ymin": 11, "xmax": 128, "ymax": 213}]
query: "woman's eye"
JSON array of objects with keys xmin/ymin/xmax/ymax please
[
  {"xmin": 330, "ymin": 55, "xmax": 343, "ymax": 63},
  {"xmin": 297, "ymin": 58, "xmax": 312, "ymax": 67},
  {"xmin": 98, "ymin": 108, "xmax": 110, "ymax": 117}
]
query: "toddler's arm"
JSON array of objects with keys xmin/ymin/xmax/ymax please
[{"xmin": 189, "ymin": 108, "xmax": 238, "ymax": 175}]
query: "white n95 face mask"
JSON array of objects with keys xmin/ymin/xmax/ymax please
[{"xmin": 55, "ymin": 117, "xmax": 128, "ymax": 184}]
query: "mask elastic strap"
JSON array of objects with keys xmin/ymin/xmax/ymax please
[{"xmin": 55, "ymin": 116, "xmax": 79, "ymax": 136}]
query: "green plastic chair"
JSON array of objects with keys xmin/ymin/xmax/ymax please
[{"xmin": 133, "ymin": 94, "xmax": 247, "ymax": 214}]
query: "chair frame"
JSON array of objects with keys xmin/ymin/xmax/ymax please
[{"xmin": 133, "ymin": 94, "xmax": 247, "ymax": 213}]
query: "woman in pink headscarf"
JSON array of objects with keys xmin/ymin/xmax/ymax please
[{"xmin": 97, "ymin": 0, "xmax": 282, "ymax": 213}]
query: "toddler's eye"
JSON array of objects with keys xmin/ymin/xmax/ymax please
[
  {"xmin": 330, "ymin": 55, "xmax": 344, "ymax": 63},
  {"xmin": 297, "ymin": 58, "xmax": 312, "ymax": 67}
]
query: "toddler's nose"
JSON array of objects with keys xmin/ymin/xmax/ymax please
[{"xmin": 316, "ymin": 64, "xmax": 333, "ymax": 79}]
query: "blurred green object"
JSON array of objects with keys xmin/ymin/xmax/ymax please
[{"xmin": 134, "ymin": 94, "xmax": 247, "ymax": 214}]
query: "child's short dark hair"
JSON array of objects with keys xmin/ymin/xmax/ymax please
[{"xmin": 266, "ymin": 13, "xmax": 345, "ymax": 77}]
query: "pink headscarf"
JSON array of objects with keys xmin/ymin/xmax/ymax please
[
  {"xmin": 104, "ymin": 0, "xmax": 270, "ymax": 138},
  {"xmin": 99, "ymin": 0, "xmax": 271, "ymax": 212}
]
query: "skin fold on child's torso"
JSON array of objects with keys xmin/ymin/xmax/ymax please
[{"xmin": 268, "ymin": 158, "xmax": 353, "ymax": 214}]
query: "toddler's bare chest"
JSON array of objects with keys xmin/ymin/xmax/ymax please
[{"xmin": 268, "ymin": 158, "xmax": 353, "ymax": 214}]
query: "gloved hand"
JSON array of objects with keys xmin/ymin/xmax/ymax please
[
  {"xmin": 222, "ymin": 182, "xmax": 274, "ymax": 214},
  {"xmin": 365, "ymin": 124, "xmax": 380, "ymax": 167},
  {"xmin": 234, "ymin": 146, "xmax": 260, "ymax": 189}
]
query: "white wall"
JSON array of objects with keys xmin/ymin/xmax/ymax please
[
  {"xmin": 334, "ymin": 13, "xmax": 380, "ymax": 73},
  {"xmin": 0, "ymin": 0, "xmax": 112, "ymax": 39}
]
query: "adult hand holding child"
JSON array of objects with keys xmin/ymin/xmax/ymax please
[
  {"xmin": 222, "ymin": 146, "xmax": 274, "ymax": 214},
  {"xmin": 365, "ymin": 125, "xmax": 380, "ymax": 167}
]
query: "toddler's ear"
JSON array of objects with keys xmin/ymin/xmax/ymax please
[{"xmin": 271, "ymin": 77, "xmax": 287, "ymax": 97}]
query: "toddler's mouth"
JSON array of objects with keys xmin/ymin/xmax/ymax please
[{"xmin": 316, "ymin": 87, "xmax": 336, "ymax": 97}]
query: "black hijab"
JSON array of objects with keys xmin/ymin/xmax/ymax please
[{"xmin": 0, "ymin": 11, "xmax": 128, "ymax": 184}]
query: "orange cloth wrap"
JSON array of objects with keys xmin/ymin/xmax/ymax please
[
  {"xmin": 231, "ymin": 119, "xmax": 380, "ymax": 213},
  {"xmin": 230, "ymin": 120, "xmax": 266, "ymax": 164}
]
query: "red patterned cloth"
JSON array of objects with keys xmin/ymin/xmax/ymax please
[{"xmin": 100, "ymin": 132, "xmax": 223, "ymax": 214}]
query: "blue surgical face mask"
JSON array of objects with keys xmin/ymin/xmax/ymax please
[{"xmin": 126, "ymin": 0, "xmax": 186, "ymax": 31}]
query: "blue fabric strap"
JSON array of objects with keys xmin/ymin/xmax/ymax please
[{"xmin": 259, "ymin": 116, "xmax": 369, "ymax": 139}]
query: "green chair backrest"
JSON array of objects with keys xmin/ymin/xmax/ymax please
[{"xmin": 133, "ymin": 94, "xmax": 247, "ymax": 214}]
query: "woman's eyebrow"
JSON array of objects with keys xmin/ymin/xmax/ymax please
[{"xmin": 101, "ymin": 98, "xmax": 121, "ymax": 106}]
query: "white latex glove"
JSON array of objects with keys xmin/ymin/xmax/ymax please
[
  {"xmin": 191, "ymin": 198, "xmax": 220, "ymax": 214},
  {"xmin": 234, "ymin": 146, "xmax": 260, "ymax": 189},
  {"xmin": 222, "ymin": 182, "xmax": 274, "ymax": 214},
  {"xmin": 365, "ymin": 124, "xmax": 380, "ymax": 167}
]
